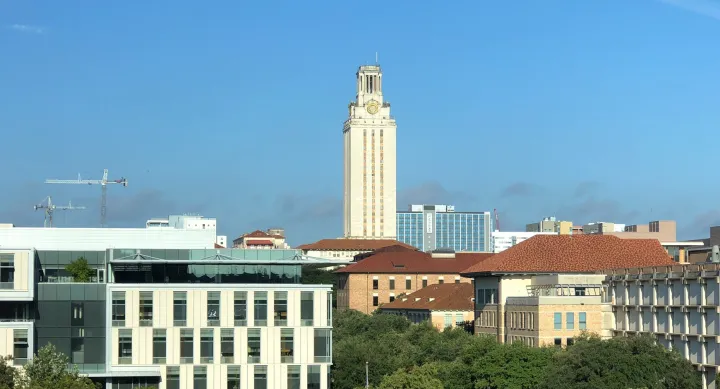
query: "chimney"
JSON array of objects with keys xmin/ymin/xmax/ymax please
[{"xmin": 712, "ymin": 245, "xmax": 720, "ymax": 263}]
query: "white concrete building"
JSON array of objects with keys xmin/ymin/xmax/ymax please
[
  {"xmin": 604, "ymin": 262, "xmax": 720, "ymax": 389},
  {"xmin": 491, "ymin": 231, "xmax": 555, "ymax": 253},
  {"xmin": 0, "ymin": 224, "xmax": 335, "ymax": 389},
  {"xmin": 343, "ymin": 65, "xmax": 397, "ymax": 239}
]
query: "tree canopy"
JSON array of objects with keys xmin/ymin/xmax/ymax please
[
  {"xmin": 332, "ymin": 310, "xmax": 701, "ymax": 389},
  {"xmin": 64, "ymin": 257, "xmax": 94, "ymax": 283}
]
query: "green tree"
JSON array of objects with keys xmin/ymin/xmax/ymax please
[
  {"xmin": 20, "ymin": 344, "xmax": 97, "ymax": 389},
  {"xmin": 540, "ymin": 333, "xmax": 701, "ymax": 389},
  {"xmin": 374, "ymin": 364, "xmax": 444, "ymax": 389},
  {"xmin": 65, "ymin": 257, "xmax": 93, "ymax": 283},
  {"xmin": 0, "ymin": 355, "xmax": 17, "ymax": 389},
  {"xmin": 470, "ymin": 341, "xmax": 556, "ymax": 389}
]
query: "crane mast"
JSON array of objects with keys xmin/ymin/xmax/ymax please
[
  {"xmin": 45, "ymin": 169, "xmax": 128, "ymax": 227},
  {"xmin": 34, "ymin": 196, "xmax": 86, "ymax": 228}
]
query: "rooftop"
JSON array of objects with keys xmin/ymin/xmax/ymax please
[
  {"xmin": 380, "ymin": 283, "xmax": 474, "ymax": 311},
  {"xmin": 296, "ymin": 238, "xmax": 416, "ymax": 252},
  {"xmin": 461, "ymin": 235, "xmax": 674, "ymax": 275},
  {"xmin": 336, "ymin": 249, "xmax": 493, "ymax": 274}
]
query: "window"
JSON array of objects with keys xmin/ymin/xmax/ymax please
[
  {"xmin": 567, "ymin": 338, "xmax": 575, "ymax": 347},
  {"xmin": 0, "ymin": 254, "xmax": 14, "ymax": 289},
  {"xmin": 314, "ymin": 328, "xmax": 331, "ymax": 363},
  {"xmin": 455, "ymin": 278, "xmax": 460, "ymax": 284},
  {"xmin": 71, "ymin": 302, "xmax": 84, "ymax": 326},
  {"xmin": 287, "ymin": 365, "xmax": 301, "ymax": 389},
  {"xmin": 422, "ymin": 279, "xmax": 428, "ymax": 288},
  {"xmin": 389, "ymin": 278, "xmax": 395, "ymax": 290},
  {"xmin": 118, "ymin": 329, "xmax": 132, "ymax": 364},
  {"xmin": 444, "ymin": 314, "xmax": 452, "ymax": 328},
  {"xmin": 13, "ymin": 329, "xmax": 28, "ymax": 365},
  {"xmin": 254, "ymin": 365, "xmax": 267, "ymax": 389},
  {"xmin": 221, "ymin": 328, "xmax": 234, "ymax": 363},
  {"xmin": 234, "ymin": 291, "xmax": 247, "ymax": 326},
  {"xmin": 455, "ymin": 313, "xmax": 463, "ymax": 325},
  {"xmin": 301, "ymin": 291, "xmax": 314, "ymax": 326},
  {"xmin": 281, "ymin": 328, "xmax": 294, "ymax": 363},
  {"xmin": 554, "ymin": 312, "xmax": 562, "ymax": 330},
  {"xmin": 173, "ymin": 292, "xmax": 187, "ymax": 327},
  {"xmin": 566, "ymin": 312, "xmax": 575, "ymax": 330},
  {"xmin": 372, "ymin": 295, "xmax": 378, "ymax": 307},
  {"xmin": 166, "ymin": 367, "xmax": 180, "ymax": 389},
  {"xmin": 477, "ymin": 289, "xmax": 498, "ymax": 305},
  {"xmin": 248, "ymin": 328, "xmax": 261, "ymax": 363},
  {"xmin": 372, "ymin": 279, "xmax": 379, "ymax": 289},
  {"xmin": 180, "ymin": 328, "xmax": 193, "ymax": 364},
  {"xmin": 274, "ymin": 291, "xmax": 288, "ymax": 326},
  {"xmin": 574, "ymin": 287, "xmax": 586, "ymax": 296},
  {"xmin": 112, "ymin": 291, "xmax": 126, "ymax": 327},
  {"xmin": 554, "ymin": 338, "xmax": 562, "ymax": 347},
  {"xmin": 207, "ymin": 291, "xmax": 220, "ymax": 326},
  {"xmin": 327, "ymin": 292, "xmax": 333, "ymax": 327},
  {"xmin": 254, "ymin": 292, "xmax": 268, "ymax": 326},
  {"xmin": 389, "ymin": 294, "xmax": 395, "ymax": 302},
  {"xmin": 139, "ymin": 291, "xmax": 153, "ymax": 327},
  {"xmin": 405, "ymin": 278, "xmax": 411, "ymax": 290},
  {"xmin": 308, "ymin": 365, "xmax": 321, "ymax": 389},
  {"xmin": 194, "ymin": 366, "xmax": 207, "ymax": 389},
  {"xmin": 227, "ymin": 366, "xmax": 241, "ymax": 389},
  {"xmin": 200, "ymin": 328, "xmax": 214, "ymax": 363},
  {"xmin": 153, "ymin": 329, "xmax": 166, "ymax": 364},
  {"xmin": 438, "ymin": 278, "xmax": 444, "ymax": 285},
  {"xmin": 579, "ymin": 312, "xmax": 587, "ymax": 330}
]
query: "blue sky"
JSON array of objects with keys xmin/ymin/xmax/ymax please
[{"xmin": 1, "ymin": 0, "xmax": 720, "ymax": 244}]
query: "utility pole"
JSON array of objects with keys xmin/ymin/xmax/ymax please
[{"xmin": 365, "ymin": 361, "xmax": 369, "ymax": 388}]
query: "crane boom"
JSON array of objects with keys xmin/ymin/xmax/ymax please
[
  {"xmin": 45, "ymin": 169, "xmax": 128, "ymax": 227},
  {"xmin": 34, "ymin": 196, "xmax": 86, "ymax": 227}
]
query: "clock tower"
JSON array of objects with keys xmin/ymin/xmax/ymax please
[{"xmin": 343, "ymin": 65, "xmax": 397, "ymax": 239}]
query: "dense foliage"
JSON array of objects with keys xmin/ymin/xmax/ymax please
[
  {"xmin": 302, "ymin": 266, "xmax": 338, "ymax": 308},
  {"xmin": 332, "ymin": 310, "xmax": 701, "ymax": 389},
  {"xmin": 65, "ymin": 257, "xmax": 94, "ymax": 283}
]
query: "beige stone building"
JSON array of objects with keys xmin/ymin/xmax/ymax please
[
  {"xmin": 525, "ymin": 217, "xmax": 572, "ymax": 235},
  {"xmin": 231, "ymin": 229, "xmax": 290, "ymax": 249},
  {"xmin": 296, "ymin": 238, "xmax": 414, "ymax": 262},
  {"xmin": 380, "ymin": 283, "xmax": 474, "ymax": 330},
  {"xmin": 460, "ymin": 235, "xmax": 675, "ymax": 346},
  {"xmin": 335, "ymin": 247, "xmax": 492, "ymax": 314}
]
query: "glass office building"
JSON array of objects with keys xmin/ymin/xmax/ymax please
[{"xmin": 396, "ymin": 205, "xmax": 492, "ymax": 252}]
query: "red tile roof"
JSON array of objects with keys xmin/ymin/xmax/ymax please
[
  {"xmin": 296, "ymin": 238, "xmax": 416, "ymax": 251},
  {"xmin": 214, "ymin": 243, "xmax": 224, "ymax": 249},
  {"xmin": 335, "ymin": 250, "xmax": 493, "ymax": 274},
  {"xmin": 380, "ymin": 283, "xmax": 474, "ymax": 311},
  {"xmin": 233, "ymin": 230, "xmax": 285, "ymax": 242},
  {"xmin": 461, "ymin": 235, "xmax": 674, "ymax": 275}
]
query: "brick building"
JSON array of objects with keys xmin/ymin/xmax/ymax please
[
  {"xmin": 460, "ymin": 235, "xmax": 675, "ymax": 346},
  {"xmin": 380, "ymin": 283, "xmax": 474, "ymax": 330},
  {"xmin": 335, "ymin": 247, "xmax": 492, "ymax": 314}
]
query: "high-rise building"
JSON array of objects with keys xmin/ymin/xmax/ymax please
[
  {"xmin": 343, "ymin": 65, "xmax": 397, "ymax": 239},
  {"xmin": 525, "ymin": 216, "xmax": 572, "ymax": 235},
  {"xmin": 396, "ymin": 205, "xmax": 491, "ymax": 252}
]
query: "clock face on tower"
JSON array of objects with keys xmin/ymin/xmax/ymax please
[{"xmin": 366, "ymin": 100, "xmax": 379, "ymax": 115}]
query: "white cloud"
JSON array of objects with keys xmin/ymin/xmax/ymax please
[
  {"xmin": 659, "ymin": 0, "xmax": 720, "ymax": 20},
  {"xmin": 7, "ymin": 24, "xmax": 45, "ymax": 34}
]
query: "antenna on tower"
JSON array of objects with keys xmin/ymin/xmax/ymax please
[{"xmin": 375, "ymin": 52, "xmax": 378, "ymax": 64}]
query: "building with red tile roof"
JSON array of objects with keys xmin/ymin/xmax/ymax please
[
  {"xmin": 458, "ymin": 234, "xmax": 675, "ymax": 347},
  {"xmin": 334, "ymin": 249, "xmax": 492, "ymax": 314},
  {"xmin": 380, "ymin": 283, "xmax": 475, "ymax": 330},
  {"xmin": 232, "ymin": 229, "xmax": 289, "ymax": 249},
  {"xmin": 296, "ymin": 238, "xmax": 416, "ymax": 262}
]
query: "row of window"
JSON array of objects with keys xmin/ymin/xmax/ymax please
[
  {"xmin": 443, "ymin": 313, "xmax": 465, "ymax": 328},
  {"xmin": 117, "ymin": 327, "xmax": 331, "ymax": 365},
  {"xmin": 553, "ymin": 312, "xmax": 587, "ymax": 330},
  {"xmin": 159, "ymin": 364, "xmax": 323, "ymax": 389},
  {"xmin": 112, "ymin": 291, "xmax": 330, "ymax": 328},
  {"xmin": 508, "ymin": 312, "xmax": 536, "ymax": 330},
  {"xmin": 372, "ymin": 277, "xmax": 459, "ymax": 291}
]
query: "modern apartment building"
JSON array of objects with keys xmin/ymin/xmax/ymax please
[
  {"xmin": 396, "ymin": 205, "xmax": 491, "ymax": 252},
  {"xmin": 335, "ymin": 246, "xmax": 492, "ymax": 314},
  {"xmin": 603, "ymin": 263, "xmax": 720, "ymax": 389},
  {"xmin": 525, "ymin": 216, "xmax": 572, "ymax": 235},
  {"xmin": 0, "ymin": 225, "xmax": 334, "ymax": 389},
  {"xmin": 343, "ymin": 65, "xmax": 397, "ymax": 239},
  {"xmin": 460, "ymin": 235, "xmax": 675, "ymax": 347},
  {"xmin": 490, "ymin": 231, "xmax": 555, "ymax": 253}
]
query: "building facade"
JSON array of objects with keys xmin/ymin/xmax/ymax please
[
  {"xmin": 343, "ymin": 65, "xmax": 397, "ymax": 239},
  {"xmin": 232, "ymin": 229, "xmax": 290, "ymax": 250},
  {"xmin": 296, "ymin": 238, "xmax": 414, "ymax": 262},
  {"xmin": 396, "ymin": 205, "xmax": 491, "ymax": 252},
  {"xmin": 603, "ymin": 263, "xmax": 720, "ymax": 389},
  {"xmin": 380, "ymin": 283, "xmax": 474, "ymax": 330},
  {"xmin": 0, "ymin": 229, "xmax": 334, "ymax": 389},
  {"xmin": 525, "ymin": 217, "xmax": 572, "ymax": 235},
  {"xmin": 490, "ymin": 231, "xmax": 555, "ymax": 253}
]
